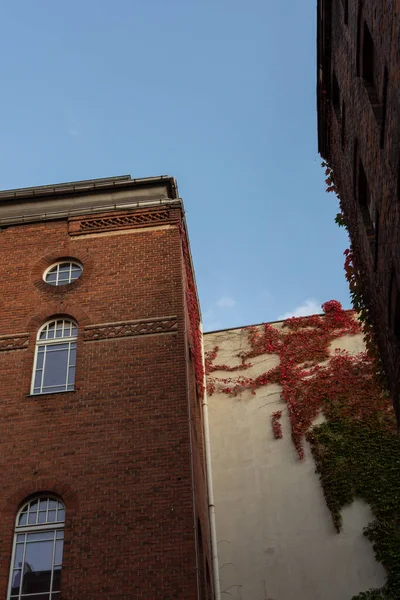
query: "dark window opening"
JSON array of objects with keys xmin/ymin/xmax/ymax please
[
  {"xmin": 358, "ymin": 158, "xmax": 378, "ymax": 259},
  {"xmin": 332, "ymin": 72, "xmax": 341, "ymax": 117},
  {"xmin": 362, "ymin": 22, "xmax": 375, "ymax": 84},
  {"xmin": 380, "ymin": 67, "xmax": 388, "ymax": 149},
  {"xmin": 341, "ymin": 101, "xmax": 346, "ymax": 150},
  {"xmin": 389, "ymin": 272, "xmax": 400, "ymax": 339},
  {"xmin": 344, "ymin": 0, "xmax": 349, "ymax": 24},
  {"xmin": 361, "ymin": 22, "xmax": 383, "ymax": 124}
]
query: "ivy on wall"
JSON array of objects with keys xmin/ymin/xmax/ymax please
[
  {"xmin": 179, "ymin": 223, "xmax": 204, "ymax": 399},
  {"xmin": 205, "ymin": 302, "xmax": 400, "ymax": 599}
]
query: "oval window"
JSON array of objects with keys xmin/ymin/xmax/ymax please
[{"xmin": 44, "ymin": 261, "xmax": 83, "ymax": 286}]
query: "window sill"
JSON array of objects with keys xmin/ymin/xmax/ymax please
[{"xmin": 26, "ymin": 390, "xmax": 76, "ymax": 398}]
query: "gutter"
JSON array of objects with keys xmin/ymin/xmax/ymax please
[{"xmin": 200, "ymin": 323, "xmax": 221, "ymax": 600}]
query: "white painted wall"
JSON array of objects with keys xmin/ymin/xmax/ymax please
[{"xmin": 205, "ymin": 324, "xmax": 386, "ymax": 600}]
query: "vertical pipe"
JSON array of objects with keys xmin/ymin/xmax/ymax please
[{"xmin": 200, "ymin": 324, "xmax": 221, "ymax": 600}]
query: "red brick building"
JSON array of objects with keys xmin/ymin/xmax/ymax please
[
  {"xmin": 0, "ymin": 175, "xmax": 214, "ymax": 599},
  {"xmin": 317, "ymin": 0, "xmax": 400, "ymax": 420}
]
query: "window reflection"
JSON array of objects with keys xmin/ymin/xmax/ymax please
[
  {"xmin": 32, "ymin": 320, "xmax": 77, "ymax": 395},
  {"xmin": 9, "ymin": 497, "xmax": 65, "ymax": 600}
]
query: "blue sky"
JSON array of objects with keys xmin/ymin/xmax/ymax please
[{"xmin": 0, "ymin": 1, "xmax": 350, "ymax": 331}]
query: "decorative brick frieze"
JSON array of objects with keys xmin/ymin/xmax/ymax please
[
  {"xmin": 0, "ymin": 333, "xmax": 29, "ymax": 351},
  {"xmin": 83, "ymin": 316, "xmax": 178, "ymax": 341},
  {"xmin": 69, "ymin": 208, "xmax": 177, "ymax": 236}
]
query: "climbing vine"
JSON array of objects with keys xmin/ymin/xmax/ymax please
[
  {"xmin": 179, "ymin": 224, "xmax": 204, "ymax": 398},
  {"xmin": 271, "ymin": 411, "xmax": 283, "ymax": 439},
  {"xmin": 205, "ymin": 301, "xmax": 400, "ymax": 599},
  {"xmin": 322, "ymin": 160, "xmax": 386, "ymax": 387}
]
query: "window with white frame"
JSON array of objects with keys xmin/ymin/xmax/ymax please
[
  {"xmin": 8, "ymin": 496, "xmax": 65, "ymax": 600},
  {"xmin": 31, "ymin": 319, "xmax": 77, "ymax": 395},
  {"xmin": 43, "ymin": 261, "xmax": 83, "ymax": 286}
]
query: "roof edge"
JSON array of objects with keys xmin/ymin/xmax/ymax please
[{"xmin": 0, "ymin": 174, "xmax": 178, "ymax": 202}]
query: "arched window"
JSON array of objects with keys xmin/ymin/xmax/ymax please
[
  {"xmin": 8, "ymin": 496, "xmax": 65, "ymax": 600},
  {"xmin": 31, "ymin": 319, "xmax": 78, "ymax": 395}
]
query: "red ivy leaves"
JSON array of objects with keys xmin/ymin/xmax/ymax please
[
  {"xmin": 271, "ymin": 411, "xmax": 283, "ymax": 439},
  {"xmin": 180, "ymin": 224, "xmax": 205, "ymax": 399},
  {"xmin": 206, "ymin": 301, "xmax": 395, "ymax": 459}
]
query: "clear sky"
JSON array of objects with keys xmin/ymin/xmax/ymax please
[{"xmin": 0, "ymin": 0, "xmax": 350, "ymax": 331}]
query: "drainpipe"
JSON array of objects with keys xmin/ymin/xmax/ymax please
[{"xmin": 200, "ymin": 323, "xmax": 221, "ymax": 600}]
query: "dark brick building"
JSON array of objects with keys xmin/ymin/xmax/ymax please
[
  {"xmin": 0, "ymin": 175, "xmax": 214, "ymax": 599},
  {"xmin": 317, "ymin": 0, "xmax": 400, "ymax": 420}
]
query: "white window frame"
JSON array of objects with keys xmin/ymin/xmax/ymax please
[
  {"xmin": 7, "ymin": 496, "xmax": 65, "ymax": 600},
  {"xmin": 43, "ymin": 261, "xmax": 83, "ymax": 286},
  {"xmin": 31, "ymin": 319, "xmax": 78, "ymax": 395}
]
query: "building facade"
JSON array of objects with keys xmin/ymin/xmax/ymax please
[
  {"xmin": 204, "ymin": 306, "xmax": 397, "ymax": 600},
  {"xmin": 317, "ymin": 0, "xmax": 400, "ymax": 420},
  {"xmin": 0, "ymin": 175, "xmax": 214, "ymax": 600}
]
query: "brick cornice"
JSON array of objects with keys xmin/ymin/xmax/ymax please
[
  {"xmin": 0, "ymin": 333, "xmax": 29, "ymax": 351},
  {"xmin": 83, "ymin": 316, "xmax": 178, "ymax": 341},
  {"xmin": 69, "ymin": 207, "xmax": 179, "ymax": 236}
]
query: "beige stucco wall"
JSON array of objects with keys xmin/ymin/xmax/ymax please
[{"xmin": 205, "ymin": 323, "xmax": 386, "ymax": 600}]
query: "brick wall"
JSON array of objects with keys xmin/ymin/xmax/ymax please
[
  {"xmin": 318, "ymin": 0, "xmax": 400, "ymax": 419},
  {"xmin": 0, "ymin": 206, "xmax": 211, "ymax": 599}
]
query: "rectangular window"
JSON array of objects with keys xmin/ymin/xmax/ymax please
[
  {"xmin": 361, "ymin": 21, "xmax": 383, "ymax": 125},
  {"xmin": 358, "ymin": 157, "xmax": 378, "ymax": 261},
  {"xmin": 344, "ymin": 0, "xmax": 348, "ymax": 24},
  {"xmin": 362, "ymin": 22, "xmax": 375, "ymax": 85},
  {"xmin": 332, "ymin": 71, "xmax": 341, "ymax": 117}
]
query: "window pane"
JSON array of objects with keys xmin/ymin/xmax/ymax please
[
  {"xmin": 48, "ymin": 510, "xmax": 56, "ymax": 522},
  {"xmin": 48, "ymin": 500, "xmax": 57, "ymax": 509},
  {"xmin": 39, "ymin": 499, "xmax": 48, "ymax": 510},
  {"xmin": 28, "ymin": 512, "xmax": 37, "ymax": 525},
  {"xmin": 54, "ymin": 540, "xmax": 63, "ymax": 566},
  {"xmin": 42, "ymin": 348, "xmax": 68, "ymax": 389},
  {"xmin": 11, "ymin": 569, "xmax": 21, "ymax": 594},
  {"xmin": 67, "ymin": 367, "xmax": 76, "ymax": 387},
  {"xmin": 46, "ymin": 273, "xmax": 57, "ymax": 284},
  {"xmin": 69, "ymin": 345, "xmax": 77, "ymax": 363},
  {"xmin": 34, "ymin": 370, "xmax": 43, "ymax": 392},
  {"xmin": 36, "ymin": 351, "xmax": 44, "ymax": 370},
  {"xmin": 21, "ymin": 595, "xmax": 50, "ymax": 600},
  {"xmin": 58, "ymin": 263, "xmax": 70, "ymax": 272},
  {"xmin": 47, "ymin": 343, "xmax": 69, "ymax": 351},
  {"xmin": 27, "ymin": 532, "xmax": 55, "ymax": 542},
  {"xmin": 52, "ymin": 566, "xmax": 62, "ymax": 591},
  {"xmin": 14, "ymin": 543, "xmax": 24, "ymax": 567},
  {"xmin": 22, "ymin": 540, "xmax": 53, "ymax": 593},
  {"xmin": 56, "ymin": 531, "xmax": 64, "ymax": 540},
  {"xmin": 38, "ymin": 511, "xmax": 46, "ymax": 524},
  {"xmin": 18, "ymin": 513, "xmax": 27, "ymax": 526},
  {"xmin": 56, "ymin": 509, "xmax": 65, "ymax": 522}
]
